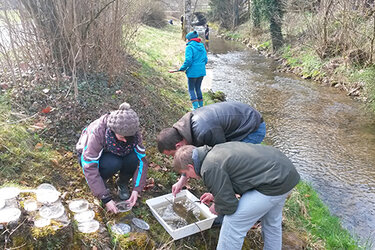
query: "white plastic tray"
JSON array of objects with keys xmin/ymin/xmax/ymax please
[{"xmin": 146, "ymin": 190, "xmax": 216, "ymax": 240}]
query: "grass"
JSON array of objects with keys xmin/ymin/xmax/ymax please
[
  {"xmin": 0, "ymin": 95, "xmax": 58, "ymax": 183},
  {"xmin": 129, "ymin": 24, "xmax": 192, "ymax": 112},
  {"xmin": 350, "ymin": 66, "xmax": 375, "ymax": 111},
  {"xmin": 285, "ymin": 182, "xmax": 363, "ymax": 249}
]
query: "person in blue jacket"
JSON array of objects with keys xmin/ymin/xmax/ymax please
[{"xmin": 169, "ymin": 30, "xmax": 208, "ymax": 110}]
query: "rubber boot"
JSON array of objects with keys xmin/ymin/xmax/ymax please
[
  {"xmin": 191, "ymin": 101, "xmax": 199, "ymax": 110},
  {"xmin": 198, "ymin": 100, "xmax": 203, "ymax": 108},
  {"xmin": 117, "ymin": 175, "xmax": 131, "ymax": 200}
]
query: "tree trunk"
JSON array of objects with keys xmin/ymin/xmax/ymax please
[
  {"xmin": 252, "ymin": 0, "xmax": 261, "ymax": 28},
  {"xmin": 233, "ymin": 0, "xmax": 239, "ymax": 29},
  {"xmin": 184, "ymin": 0, "xmax": 192, "ymax": 38},
  {"xmin": 269, "ymin": 14, "xmax": 283, "ymax": 51}
]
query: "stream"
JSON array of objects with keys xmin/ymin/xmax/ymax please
[{"xmin": 202, "ymin": 35, "xmax": 375, "ymax": 243}]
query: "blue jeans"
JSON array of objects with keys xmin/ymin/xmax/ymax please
[
  {"xmin": 98, "ymin": 151, "xmax": 138, "ymax": 180},
  {"xmin": 240, "ymin": 122, "xmax": 266, "ymax": 144},
  {"xmin": 187, "ymin": 76, "xmax": 203, "ymax": 101},
  {"xmin": 217, "ymin": 190, "xmax": 291, "ymax": 250}
]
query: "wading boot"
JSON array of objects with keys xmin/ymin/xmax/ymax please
[
  {"xmin": 117, "ymin": 175, "xmax": 131, "ymax": 200},
  {"xmin": 198, "ymin": 99, "xmax": 203, "ymax": 108},
  {"xmin": 191, "ymin": 101, "xmax": 199, "ymax": 110}
]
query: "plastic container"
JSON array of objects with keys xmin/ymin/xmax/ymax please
[
  {"xmin": 74, "ymin": 210, "xmax": 95, "ymax": 223},
  {"xmin": 39, "ymin": 203, "xmax": 65, "ymax": 219},
  {"xmin": 34, "ymin": 217, "xmax": 51, "ymax": 228},
  {"xmin": 132, "ymin": 218, "xmax": 150, "ymax": 231},
  {"xmin": 116, "ymin": 201, "xmax": 132, "ymax": 213},
  {"xmin": 0, "ymin": 207, "xmax": 21, "ymax": 223},
  {"xmin": 146, "ymin": 190, "xmax": 217, "ymax": 240},
  {"xmin": 77, "ymin": 219, "xmax": 100, "ymax": 233},
  {"xmin": 68, "ymin": 199, "xmax": 89, "ymax": 213},
  {"xmin": 0, "ymin": 187, "xmax": 20, "ymax": 200},
  {"xmin": 36, "ymin": 190, "xmax": 60, "ymax": 204},
  {"xmin": 111, "ymin": 223, "xmax": 131, "ymax": 235},
  {"xmin": 24, "ymin": 199, "xmax": 38, "ymax": 212}
]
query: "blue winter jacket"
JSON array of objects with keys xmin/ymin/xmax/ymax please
[{"xmin": 179, "ymin": 40, "xmax": 208, "ymax": 78}]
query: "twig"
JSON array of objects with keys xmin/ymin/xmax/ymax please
[
  {"xmin": 7, "ymin": 242, "xmax": 27, "ymax": 250},
  {"xmin": 8, "ymin": 219, "xmax": 27, "ymax": 238},
  {"xmin": 1, "ymin": 112, "xmax": 38, "ymax": 125}
]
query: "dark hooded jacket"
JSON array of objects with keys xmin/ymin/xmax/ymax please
[
  {"xmin": 173, "ymin": 102, "xmax": 263, "ymax": 147},
  {"xmin": 193, "ymin": 142, "xmax": 300, "ymax": 215}
]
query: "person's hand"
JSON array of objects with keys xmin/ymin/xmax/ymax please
[
  {"xmin": 105, "ymin": 200, "xmax": 119, "ymax": 214},
  {"xmin": 126, "ymin": 190, "xmax": 138, "ymax": 207},
  {"xmin": 209, "ymin": 203, "xmax": 218, "ymax": 215},
  {"xmin": 172, "ymin": 175, "xmax": 188, "ymax": 196},
  {"xmin": 200, "ymin": 192, "xmax": 214, "ymax": 205}
]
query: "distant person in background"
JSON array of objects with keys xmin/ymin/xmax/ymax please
[
  {"xmin": 205, "ymin": 24, "xmax": 210, "ymax": 51},
  {"xmin": 76, "ymin": 102, "xmax": 149, "ymax": 213},
  {"xmin": 168, "ymin": 19, "xmax": 173, "ymax": 25},
  {"xmin": 169, "ymin": 30, "xmax": 208, "ymax": 110}
]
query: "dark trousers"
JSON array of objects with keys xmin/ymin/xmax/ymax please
[{"xmin": 98, "ymin": 151, "xmax": 138, "ymax": 181}]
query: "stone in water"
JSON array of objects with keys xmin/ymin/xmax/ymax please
[
  {"xmin": 132, "ymin": 218, "xmax": 150, "ymax": 231},
  {"xmin": 24, "ymin": 200, "xmax": 38, "ymax": 212},
  {"xmin": 39, "ymin": 203, "xmax": 65, "ymax": 219},
  {"xmin": 77, "ymin": 220, "xmax": 100, "ymax": 233},
  {"xmin": 74, "ymin": 210, "xmax": 95, "ymax": 223},
  {"xmin": 34, "ymin": 217, "xmax": 51, "ymax": 228},
  {"xmin": 0, "ymin": 187, "xmax": 20, "ymax": 200},
  {"xmin": 111, "ymin": 223, "xmax": 131, "ymax": 235},
  {"xmin": 69, "ymin": 199, "xmax": 89, "ymax": 213},
  {"xmin": 0, "ymin": 207, "xmax": 21, "ymax": 223}
]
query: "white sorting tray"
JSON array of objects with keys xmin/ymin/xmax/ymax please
[{"xmin": 146, "ymin": 190, "xmax": 217, "ymax": 240}]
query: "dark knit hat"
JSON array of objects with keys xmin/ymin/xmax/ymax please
[
  {"xmin": 186, "ymin": 30, "xmax": 199, "ymax": 40},
  {"xmin": 107, "ymin": 102, "xmax": 139, "ymax": 136}
]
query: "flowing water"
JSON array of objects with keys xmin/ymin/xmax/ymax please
[{"xmin": 203, "ymin": 36, "xmax": 375, "ymax": 243}]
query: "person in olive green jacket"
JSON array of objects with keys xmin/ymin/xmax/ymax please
[{"xmin": 173, "ymin": 142, "xmax": 300, "ymax": 250}]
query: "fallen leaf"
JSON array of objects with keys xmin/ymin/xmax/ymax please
[
  {"xmin": 41, "ymin": 106, "xmax": 52, "ymax": 114},
  {"xmin": 34, "ymin": 143, "xmax": 43, "ymax": 150}
]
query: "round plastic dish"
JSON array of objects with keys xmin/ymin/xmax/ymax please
[
  {"xmin": 77, "ymin": 220, "xmax": 100, "ymax": 233},
  {"xmin": 37, "ymin": 183, "xmax": 57, "ymax": 191},
  {"xmin": 116, "ymin": 201, "xmax": 132, "ymax": 212},
  {"xmin": 0, "ymin": 187, "xmax": 20, "ymax": 200},
  {"xmin": 111, "ymin": 223, "xmax": 131, "ymax": 235},
  {"xmin": 36, "ymin": 190, "xmax": 60, "ymax": 204},
  {"xmin": 34, "ymin": 217, "xmax": 51, "ymax": 228},
  {"xmin": 0, "ymin": 207, "xmax": 21, "ymax": 223},
  {"xmin": 24, "ymin": 199, "xmax": 38, "ymax": 212},
  {"xmin": 74, "ymin": 210, "xmax": 95, "ymax": 223},
  {"xmin": 132, "ymin": 218, "xmax": 150, "ymax": 231},
  {"xmin": 68, "ymin": 199, "xmax": 89, "ymax": 213},
  {"xmin": 39, "ymin": 203, "xmax": 65, "ymax": 219}
]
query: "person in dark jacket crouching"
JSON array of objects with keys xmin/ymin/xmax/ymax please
[
  {"xmin": 173, "ymin": 142, "xmax": 300, "ymax": 250},
  {"xmin": 76, "ymin": 102, "xmax": 148, "ymax": 213},
  {"xmin": 157, "ymin": 101, "xmax": 266, "ymax": 197}
]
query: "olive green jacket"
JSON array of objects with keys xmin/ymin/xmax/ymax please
[{"xmin": 194, "ymin": 142, "xmax": 300, "ymax": 215}]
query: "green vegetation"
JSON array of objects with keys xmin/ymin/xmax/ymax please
[
  {"xmin": 350, "ymin": 66, "xmax": 375, "ymax": 110},
  {"xmin": 0, "ymin": 96, "xmax": 58, "ymax": 182},
  {"xmin": 284, "ymin": 182, "xmax": 360, "ymax": 249}
]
